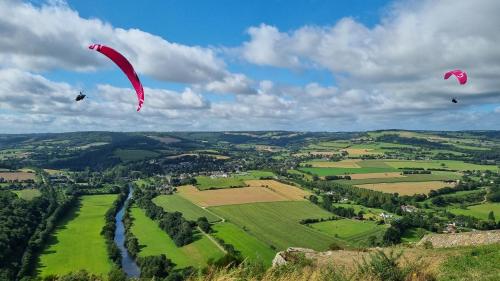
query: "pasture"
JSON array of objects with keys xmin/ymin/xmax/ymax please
[
  {"xmin": 13, "ymin": 189, "xmax": 41, "ymax": 200},
  {"xmin": 340, "ymin": 148, "xmax": 382, "ymax": 156},
  {"xmin": 300, "ymin": 167, "xmax": 397, "ymax": 177},
  {"xmin": 37, "ymin": 195, "xmax": 116, "ymax": 277},
  {"xmin": 212, "ymin": 222, "xmax": 276, "ymax": 266},
  {"xmin": 130, "ymin": 206, "xmax": 224, "ymax": 268},
  {"xmin": 209, "ymin": 201, "xmax": 339, "ymax": 251},
  {"xmin": 356, "ymin": 181, "xmax": 454, "ymax": 195},
  {"xmin": 305, "ymin": 159, "xmax": 361, "ymax": 168},
  {"xmin": 384, "ymin": 160, "xmax": 498, "ymax": 171},
  {"xmin": 449, "ymin": 203, "xmax": 500, "ymax": 222},
  {"xmin": 0, "ymin": 171, "xmax": 35, "ymax": 181},
  {"xmin": 349, "ymin": 172, "xmax": 406, "ymax": 179},
  {"xmin": 178, "ymin": 185, "xmax": 289, "ymax": 207},
  {"xmin": 195, "ymin": 176, "xmax": 246, "ymax": 190},
  {"xmin": 311, "ymin": 219, "xmax": 387, "ymax": 247},
  {"xmin": 114, "ymin": 149, "xmax": 159, "ymax": 161},
  {"xmin": 153, "ymin": 194, "xmax": 220, "ymax": 222}
]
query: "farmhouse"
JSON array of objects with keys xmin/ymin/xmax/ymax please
[
  {"xmin": 401, "ymin": 205, "xmax": 418, "ymax": 213},
  {"xmin": 379, "ymin": 212, "xmax": 393, "ymax": 220}
]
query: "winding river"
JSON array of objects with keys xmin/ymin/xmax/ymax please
[{"xmin": 114, "ymin": 185, "xmax": 140, "ymax": 277}]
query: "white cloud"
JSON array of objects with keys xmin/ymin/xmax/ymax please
[{"xmin": 0, "ymin": 0, "xmax": 251, "ymax": 87}]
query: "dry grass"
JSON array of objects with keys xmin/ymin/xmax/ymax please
[
  {"xmin": 309, "ymin": 159, "xmax": 361, "ymax": 168},
  {"xmin": 349, "ymin": 172, "xmax": 406, "ymax": 180},
  {"xmin": 356, "ymin": 181, "xmax": 454, "ymax": 195},
  {"xmin": 245, "ymin": 180, "xmax": 310, "ymax": 200},
  {"xmin": 341, "ymin": 148, "xmax": 382, "ymax": 156},
  {"xmin": 177, "ymin": 185, "xmax": 289, "ymax": 207},
  {"xmin": 0, "ymin": 171, "xmax": 35, "ymax": 181}
]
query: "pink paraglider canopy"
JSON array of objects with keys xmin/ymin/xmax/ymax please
[
  {"xmin": 444, "ymin": 70, "xmax": 467, "ymax": 85},
  {"xmin": 89, "ymin": 44, "xmax": 144, "ymax": 111}
]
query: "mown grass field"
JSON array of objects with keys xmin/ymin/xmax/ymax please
[
  {"xmin": 114, "ymin": 149, "xmax": 159, "ymax": 161},
  {"xmin": 335, "ymin": 172, "xmax": 461, "ymax": 185},
  {"xmin": 0, "ymin": 171, "xmax": 36, "ymax": 181},
  {"xmin": 130, "ymin": 206, "xmax": 224, "ymax": 268},
  {"xmin": 304, "ymin": 159, "xmax": 361, "ymax": 168},
  {"xmin": 153, "ymin": 194, "xmax": 220, "ymax": 222},
  {"xmin": 449, "ymin": 203, "xmax": 500, "ymax": 222},
  {"xmin": 37, "ymin": 195, "xmax": 116, "ymax": 277},
  {"xmin": 209, "ymin": 201, "xmax": 340, "ymax": 251},
  {"xmin": 13, "ymin": 188, "xmax": 41, "ymax": 200},
  {"xmin": 356, "ymin": 181, "xmax": 453, "ymax": 195},
  {"xmin": 300, "ymin": 167, "xmax": 397, "ymax": 176},
  {"xmin": 310, "ymin": 219, "xmax": 387, "ymax": 247},
  {"xmin": 212, "ymin": 222, "xmax": 276, "ymax": 266},
  {"xmin": 178, "ymin": 184, "xmax": 289, "ymax": 207}
]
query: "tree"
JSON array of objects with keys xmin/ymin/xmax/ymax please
[
  {"xmin": 488, "ymin": 211, "xmax": 496, "ymax": 222},
  {"xmin": 108, "ymin": 267, "xmax": 127, "ymax": 281},
  {"xmin": 197, "ymin": 217, "xmax": 211, "ymax": 233},
  {"xmin": 383, "ymin": 227, "xmax": 401, "ymax": 245}
]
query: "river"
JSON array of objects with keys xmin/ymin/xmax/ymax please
[{"xmin": 114, "ymin": 185, "xmax": 141, "ymax": 277}]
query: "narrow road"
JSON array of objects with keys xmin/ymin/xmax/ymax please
[
  {"xmin": 197, "ymin": 226, "xmax": 227, "ymax": 254},
  {"xmin": 201, "ymin": 206, "xmax": 226, "ymax": 223}
]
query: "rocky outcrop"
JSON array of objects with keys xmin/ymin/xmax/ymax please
[
  {"xmin": 417, "ymin": 230, "xmax": 500, "ymax": 248},
  {"xmin": 272, "ymin": 247, "xmax": 316, "ymax": 266}
]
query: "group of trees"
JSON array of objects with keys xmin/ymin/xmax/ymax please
[
  {"xmin": 134, "ymin": 187, "xmax": 195, "ymax": 247},
  {"xmin": 0, "ymin": 186, "xmax": 71, "ymax": 280},
  {"xmin": 122, "ymin": 200, "xmax": 140, "ymax": 258}
]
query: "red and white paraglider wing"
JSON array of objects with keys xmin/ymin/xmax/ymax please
[
  {"xmin": 444, "ymin": 70, "xmax": 467, "ymax": 85},
  {"xmin": 89, "ymin": 44, "xmax": 144, "ymax": 111}
]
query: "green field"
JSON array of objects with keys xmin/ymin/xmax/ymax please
[
  {"xmin": 195, "ymin": 170, "xmax": 275, "ymax": 190},
  {"xmin": 212, "ymin": 222, "xmax": 276, "ymax": 266},
  {"xmin": 13, "ymin": 189, "xmax": 41, "ymax": 200},
  {"xmin": 300, "ymin": 167, "xmax": 397, "ymax": 176},
  {"xmin": 130, "ymin": 206, "xmax": 224, "ymax": 268},
  {"xmin": 384, "ymin": 160, "xmax": 498, "ymax": 171},
  {"xmin": 114, "ymin": 149, "xmax": 159, "ymax": 161},
  {"xmin": 153, "ymin": 194, "xmax": 220, "ymax": 222},
  {"xmin": 209, "ymin": 201, "xmax": 340, "ymax": 251},
  {"xmin": 37, "ymin": 195, "xmax": 116, "ymax": 277},
  {"xmin": 195, "ymin": 176, "xmax": 246, "ymax": 190},
  {"xmin": 310, "ymin": 219, "xmax": 387, "ymax": 247},
  {"xmin": 449, "ymin": 203, "xmax": 500, "ymax": 222}
]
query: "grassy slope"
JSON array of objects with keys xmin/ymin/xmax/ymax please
[
  {"xmin": 310, "ymin": 219, "xmax": 387, "ymax": 247},
  {"xmin": 448, "ymin": 203, "xmax": 500, "ymax": 222},
  {"xmin": 153, "ymin": 194, "xmax": 220, "ymax": 222},
  {"xmin": 37, "ymin": 195, "xmax": 116, "ymax": 277},
  {"xmin": 212, "ymin": 222, "xmax": 276, "ymax": 266},
  {"xmin": 130, "ymin": 206, "xmax": 224, "ymax": 268},
  {"xmin": 438, "ymin": 244, "xmax": 500, "ymax": 281},
  {"xmin": 209, "ymin": 201, "xmax": 340, "ymax": 251}
]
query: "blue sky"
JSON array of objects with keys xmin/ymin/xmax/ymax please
[{"xmin": 1, "ymin": 0, "xmax": 499, "ymax": 133}]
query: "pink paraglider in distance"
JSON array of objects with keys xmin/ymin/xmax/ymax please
[{"xmin": 444, "ymin": 70, "xmax": 467, "ymax": 85}]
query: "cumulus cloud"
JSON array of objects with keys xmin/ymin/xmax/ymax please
[
  {"xmin": 1, "ymin": 0, "xmax": 500, "ymax": 132},
  {"xmin": 0, "ymin": 0, "xmax": 254, "ymax": 91}
]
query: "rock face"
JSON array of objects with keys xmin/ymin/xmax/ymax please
[
  {"xmin": 417, "ymin": 230, "xmax": 500, "ymax": 248},
  {"xmin": 272, "ymin": 247, "xmax": 316, "ymax": 267}
]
